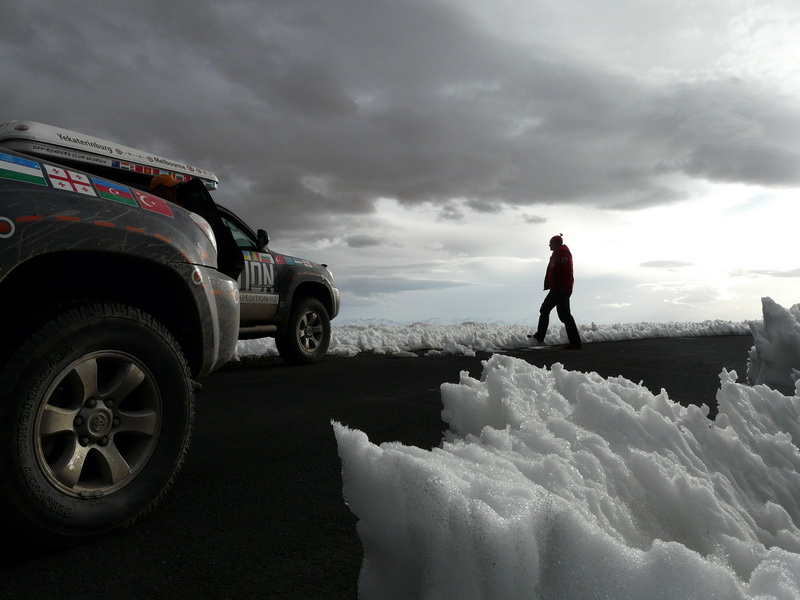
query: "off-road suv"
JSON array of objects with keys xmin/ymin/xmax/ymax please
[
  {"xmin": 0, "ymin": 123, "xmax": 241, "ymax": 545},
  {"xmin": 219, "ymin": 206, "xmax": 339, "ymax": 363},
  {"xmin": 1, "ymin": 121, "xmax": 340, "ymax": 365}
]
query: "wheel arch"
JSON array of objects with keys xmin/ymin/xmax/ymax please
[
  {"xmin": 282, "ymin": 279, "xmax": 334, "ymax": 332},
  {"xmin": 0, "ymin": 251, "xmax": 205, "ymax": 376}
]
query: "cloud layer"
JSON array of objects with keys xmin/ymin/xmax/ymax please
[
  {"xmin": 3, "ymin": 0, "xmax": 798, "ymax": 322},
  {"xmin": 5, "ymin": 1, "xmax": 800, "ymax": 221}
]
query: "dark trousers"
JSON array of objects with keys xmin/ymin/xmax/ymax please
[{"xmin": 535, "ymin": 290, "xmax": 581, "ymax": 345}]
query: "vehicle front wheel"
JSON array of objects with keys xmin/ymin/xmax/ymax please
[
  {"xmin": 0, "ymin": 302, "xmax": 194, "ymax": 545},
  {"xmin": 275, "ymin": 297, "xmax": 331, "ymax": 364}
]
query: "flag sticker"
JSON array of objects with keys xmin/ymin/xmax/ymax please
[
  {"xmin": 243, "ymin": 251, "xmax": 274, "ymax": 264},
  {"xmin": 133, "ymin": 190, "xmax": 174, "ymax": 218},
  {"xmin": 46, "ymin": 165, "xmax": 96, "ymax": 196},
  {"xmin": 91, "ymin": 177, "xmax": 137, "ymax": 206},
  {"xmin": 0, "ymin": 153, "xmax": 47, "ymax": 186}
]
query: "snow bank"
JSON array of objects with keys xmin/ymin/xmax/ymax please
[
  {"xmin": 235, "ymin": 319, "xmax": 750, "ymax": 360},
  {"xmin": 334, "ymin": 356, "xmax": 800, "ymax": 599},
  {"xmin": 748, "ymin": 298, "xmax": 800, "ymax": 393},
  {"xmin": 236, "ymin": 297, "xmax": 800, "ymax": 396}
]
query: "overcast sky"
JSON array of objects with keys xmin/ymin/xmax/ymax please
[{"xmin": 3, "ymin": 0, "xmax": 799, "ymax": 324}]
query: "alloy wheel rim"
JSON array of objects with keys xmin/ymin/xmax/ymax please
[
  {"xmin": 298, "ymin": 310, "xmax": 324, "ymax": 352},
  {"xmin": 33, "ymin": 351, "xmax": 162, "ymax": 497}
]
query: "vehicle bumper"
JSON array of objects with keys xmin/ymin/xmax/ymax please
[{"xmin": 331, "ymin": 285, "xmax": 341, "ymax": 320}]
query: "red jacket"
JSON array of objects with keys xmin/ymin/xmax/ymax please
[{"xmin": 544, "ymin": 244, "xmax": 574, "ymax": 294}]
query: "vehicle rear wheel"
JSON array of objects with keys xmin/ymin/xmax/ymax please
[
  {"xmin": 276, "ymin": 297, "xmax": 331, "ymax": 365},
  {"xmin": 0, "ymin": 302, "xmax": 194, "ymax": 545}
]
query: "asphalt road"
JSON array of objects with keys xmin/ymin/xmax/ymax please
[{"xmin": 0, "ymin": 335, "xmax": 755, "ymax": 599}]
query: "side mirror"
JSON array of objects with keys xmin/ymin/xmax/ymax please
[{"xmin": 257, "ymin": 229, "xmax": 270, "ymax": 252}]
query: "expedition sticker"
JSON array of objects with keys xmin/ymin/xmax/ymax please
[
  {"xmin": 241, "ymin": 293, "xmax": 279, "ymax": 305},
  {"xmin": 0, "ymin": 153, "xmax": 47, "ymax": 186},
  {"xmin": 241, "ymin": 260, "xmax": 275, "ymax": 293}
]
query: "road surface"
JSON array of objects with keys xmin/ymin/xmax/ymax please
[{"xmin": 1, "ymin": 335, "xmax": 755, "ymax": 599}]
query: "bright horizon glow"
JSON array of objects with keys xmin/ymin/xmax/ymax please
[{"xmin": 295, "ymin": 185, "xmax": 796, "ymax": 325}]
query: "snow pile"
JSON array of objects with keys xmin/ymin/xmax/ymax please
[
  {"xmin": 748, "ymin": 298, "xmax": 800, "ymax": 393},
  {"xmin": 330, "ymin": 297, "xmax": 800, "ymax": 599},
  {"xmin": 235, "ymin": 319, "xmax": 749, "ymax": 360},
  {"xmin": 334, "ymin": 357, "xmax": 800, "ymax": 600}
]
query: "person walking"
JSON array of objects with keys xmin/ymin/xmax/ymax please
[{"xmin": 529, "ymin": 234, "xmax": 582, "ymax": 349}]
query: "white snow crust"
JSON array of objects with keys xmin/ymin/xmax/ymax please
[
  {"xmin": 330, "ymin": 297, "xmax": 800, "ymax": 599},
  {"xmin": 236, "ymin": 319, "xmax": 749, "ymax": 360}
]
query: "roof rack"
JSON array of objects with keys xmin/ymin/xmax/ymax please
[{"xmin": 0, "ymin": 120, "xmax": 219, "ymax": 190}]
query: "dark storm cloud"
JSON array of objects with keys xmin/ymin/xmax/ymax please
[
  {"xmin": 345, "ymin": 234, "xmax": 383, "ymax": 248},
  {"xmin": 438, "ymin": 204, "xmax": 465, "ymax": 221},
  {"xmin": 4, "ymin": 0, "xmax": 800, "ymax": 239}
]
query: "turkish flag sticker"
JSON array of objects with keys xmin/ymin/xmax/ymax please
[{"xmin": 133, "ymin": 190, "xmax": 174, "ymax": 218}]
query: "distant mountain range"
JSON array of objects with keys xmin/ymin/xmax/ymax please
[{"xmin": 336, "ymin": 317, "xmax": 533, "ymax": 326}]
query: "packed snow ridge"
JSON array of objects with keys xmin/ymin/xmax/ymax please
[
  {"xmin": 331, "ymin": 298, "xmax": 800, "ymax": 599},
  {"xmin": 236, "ymin": 318, "xmax": 749, "ymax": 360}
]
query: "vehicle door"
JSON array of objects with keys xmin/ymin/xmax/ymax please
[{"xmin": 219, "ymin": 210, "xmax": 280, "ymax": 325}]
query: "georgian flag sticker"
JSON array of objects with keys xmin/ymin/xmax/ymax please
[{"xmin": 45, "ymin": 166, "xmax": 96, "ymax": 196}]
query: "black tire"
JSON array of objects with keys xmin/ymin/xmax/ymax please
[
  {"xmin": 0, "ymin": 302, "xmax": 194, "ymax": 546},
  {"xmin": 275, "ymin": 297, "xmax": 331, "ymax": 365}
]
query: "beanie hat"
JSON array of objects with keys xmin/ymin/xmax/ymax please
[
  {"xmin": 549, "ymin": 234, "xmax": 563, "ymax": 247},
  {"xmin": 149, "ymin": 174, "xmax": 181, "ymax": 190}
]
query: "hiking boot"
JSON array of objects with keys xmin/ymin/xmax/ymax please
[{"xmin": 527, "ymin": 333, "xmax": 544, "ymax": 345}]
